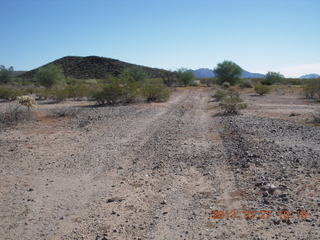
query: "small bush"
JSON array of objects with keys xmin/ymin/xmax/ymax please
[
  {"xmin": 189, "ymin": 81, "xmax": 200, "ymax": 87},
  {"xmin": 312, "ymin": 109, "xmax": 320, "ymax": 123},
  {"xmin": 238, "ymin": 79, "xmax": 253, "ymax": 88},
  {"xmin": 213, "ymin": 89, "xmax": 228, "ymax": 101},
  {"xmin": 141, "ymin": 79, "xmax": 170, "ymax": 102},
  {"xmin": 222, "ymin": 81, "xmax": 230, "ymax": 89},
  {"xmin": 0, "ymin": 103, "xmax": 32, "ymax": 128},
  {"xmin": 303, "ymin": 79, "xmax": 320, "ymax": 100},
  {"xmin": 219, "ymin": 90, "xmax": 247, "ymax": 115},
  {"xmin": 254, "ymin": 84, "xmax": 271, "ymax": 95}
]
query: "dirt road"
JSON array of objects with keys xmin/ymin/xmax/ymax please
[{"xmin": 0, "ymin": 88, "xmax": 319, "ymax": 239}]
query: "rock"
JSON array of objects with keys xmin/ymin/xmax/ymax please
[{"xmin": 106, "ymin": 197, "xmax": 124, "ymax": 203}]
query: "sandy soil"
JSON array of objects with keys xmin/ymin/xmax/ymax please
[{"xmin": 0, "ymin": 88, "xmax": 319, "ymax": 240}]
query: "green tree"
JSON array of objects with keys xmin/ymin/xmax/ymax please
[
  {"xmin": 261, "ymin": 72, "xmax": 284, "ymax": 85},
  {"xmin": 121, "ymin": 67, "xmax": 147, "ymax": 83},
  {"xmin": 0, "ymin": 65, "xmax": 14, "ymax": 84},
  {"xmin": 36, "ymin": 64, "xmax": 66, "ymax": 88},
  {"xmin": 176, "ymin": 68, "xmax": 194, "ymax": 86},
  {"xmin": 214, "ymin": 61, "xmax": 242, "ymax": 85}
]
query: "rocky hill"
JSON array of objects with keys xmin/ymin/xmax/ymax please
[{"xmin": 20, "ymin": 56, "xmax": 173, "ymax": 80}]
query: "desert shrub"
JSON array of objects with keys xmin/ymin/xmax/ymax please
[
  {"xmin": 238, "ymin": 79, "xmax": 253, "ymax": 88},
  {"xmin": 213, "ymin": 89, "xmax": 228, "ymax": 101},
  {"xmin": 303, "ymin": 79, "xmax": 320, "ymax": 100},
  {"xmin": 36, "ymin": 64, "xmax": 66, "ymax": 88},
  {"xmin": 261, "ymin": 72, "xmax": 284, "ymax": 85},
  {"xmin": 189, "ymin": 81, "xmax": 200, "ymax": 87},
  {"xmin": 121, "ymin": 67, "xmax": 148, "ymax": 83},
  {"xmin": 222, "ymin": 81, "xmax": 230, "ymax": 89},
  {"xmin": 254, "ymin": 84, "xmax": 271, "ymax": 95},
  {"xmin": 65, "ymin": 83, "xmax": 90, "ymax": 100},
  {"xmin": 50, "ymin": 107, "xmax": 79, "ymax": 118},
  {"xmin": 219, "ymin": 90, "xmax": 247, "ymax": 115},
  {"xmin": 92, "ymin": 78, "xmax": 131, "ymax": 105},
  {"xmin": 0, "ymin": 103, "xmax": 32, "ymax": 128},
  {"xmin": 312, "ymin": 109, "xmax": 320, "ymax": 123},
  {"xmin": 48, "ymin": 86, "xmax": 69, "ymax": 102},
  {"xmin": 214, "ymin": 61, "xmax": 242, "ymax": 85},
  {"xmin": 141, "ymin": 79, "xmax": 170, "ymax": 102},
  {"xmin": 0, "ymin": 86, "xmax": 22, "ymax": 101},
  {"xmin": 175, "ymin": 68, "xmax": 194, "ymax": 86}
]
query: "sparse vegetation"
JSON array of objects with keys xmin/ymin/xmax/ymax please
[
  {"xmin": 214, "ymin": 61, "xmax": 243, "ymax": 86},
  {"xmin": 254, "ymin": 84, "xmax": 271, "ymax": 95}
]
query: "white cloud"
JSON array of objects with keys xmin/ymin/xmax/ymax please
[{"xmin": 276, "ymin": 63, "xmax": 320, "ymax": 78}]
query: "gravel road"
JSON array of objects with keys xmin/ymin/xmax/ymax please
[{"xmin": 0, "ymin": 88, "xmax": 319, "ymax": 240}]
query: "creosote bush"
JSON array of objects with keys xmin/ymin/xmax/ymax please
[
  {"xmin": 213, "ymin": 89, "xmax": 228, "ymax": 101},
  {"xmin": 218, "ymin": 90, "xmax": 247, "ymax": 115},
  {"xmin": 254, "ymin": 84, "xmax": 271, "ymax": 95},
  {"xmin": 303, "ymin": 79, "xmax": 320, "ymax": 100},
  {"xmin": 141, "ymin": 79, "xmax": 170, "ymax": 102}
]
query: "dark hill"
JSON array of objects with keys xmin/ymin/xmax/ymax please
[{"xmin": 20, "ymin": 56, "xmax": 173, "ymax": 80}]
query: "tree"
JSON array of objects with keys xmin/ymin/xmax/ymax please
[
  {"xmin": 0, "ymin": 65, "xmax": 14, "ymax": 84},
  {"xmin": 121, "ymin": 67, "xmax": 147, "ymax": 83},
  {"xmin": 36, "ymin": 64, "xmax": 66, "ymax": 88},
  {"xmin": 261, "ymin": 72, "xmax": 284, "ymax": 85},
  {"xmin": 175, "ymin": 68, "xmax": 194, "ymax": 86},
  {"xmin": 214, "ymin": 61, "xmax": 242, "ymax": 85}
]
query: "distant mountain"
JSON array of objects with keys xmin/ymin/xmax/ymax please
[
  {"xmin": 299, "ymin": 73, "xmax": 320, "ymax": 79},
  {"xmin": 20, "ymin": 56, "xmax": 173, "ymax": 80},
  {"xmin": 241, "ymin": 70, "xmax": 265, "ymax": 79},
  {"xmin": 193, "ymin": 68, "xmax": 215, "ymax": 78},
  {"xmin": 192, "ymin": 68, "xmax": 265, "ymax": 79}
]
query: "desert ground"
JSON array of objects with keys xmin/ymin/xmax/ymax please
[{"xmin": 0, "ymin": 87, "xmax": 319, "ymax": 240}]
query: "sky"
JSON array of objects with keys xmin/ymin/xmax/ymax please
[{"xmin": 0, "ymin": 0, "xmax": 319, "ymax": 77}]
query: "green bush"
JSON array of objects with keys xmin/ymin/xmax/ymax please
[
  {"xmin": 238, "ymin": 79, "xmax": 253, "ymax": 88},
  {"xmin": 219, "ymin": 90, "xmax": 247, "ymax": 115},
  {"xmin": 141, "ymin": 79, "xmax": 170, "ymax": 102},
  {"xmin": 0, "ymin": 86, "xmax": 22, "ymax": 101},
  {"xmin": 254, "ymin": 84, "xmax": 271, "ymax": 95},
  {"xmin": 92, "ymin": 78, "xmax": 134, "ymax": 105},
  {"xmin": 261, "ymin": 72, "xmax": 284, "ymax": 85},
  {"xmin": 213, "ymin": 89, "xmax": 228, "ymax": 101},
  {"xmin": 36, "ymin": 64, "xmax": 66, "ymax": 88},
  {"xmin": 175, "ymin": 68, "xmax": 194, "ymax": 86},
  {"xmin": 189, "ymin": 81, "xmax": 200, "ymax": 87}
]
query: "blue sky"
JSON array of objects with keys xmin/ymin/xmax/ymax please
[{"xmin": 1, "ymin": 0, "xmax": 319, "ymax": 77}]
